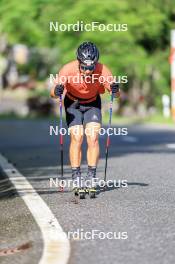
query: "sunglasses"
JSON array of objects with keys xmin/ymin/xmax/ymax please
[{"xmin": 80, "ymin": 64, "xmax": 95, "ymax": 71}]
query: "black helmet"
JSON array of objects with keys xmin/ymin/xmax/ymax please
[{"xmin": 77, "ymin": 41, "xmax": 99, "ymax": 65}]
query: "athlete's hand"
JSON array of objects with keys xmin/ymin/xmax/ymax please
[
  {"xmin": 54, "ymin": 84, "xmax": 64, "ymax": 97},
  {"xmin": 111, "ymin": 83, "xmax": 120, "ymax": 98}
]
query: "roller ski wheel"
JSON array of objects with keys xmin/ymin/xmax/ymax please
[{"xmin": 88, "ymin": 188, "xmax": 96, "ymax": 199}]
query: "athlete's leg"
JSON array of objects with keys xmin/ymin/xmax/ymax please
[
  {"xmin": 64, "ymin": 95, "xmax": 84, "ymax": 183},
  {"xmin": 83, "ymin": 95, "xmax": 102, "ymax": 167},
  {"xmin": 83, "ymin": 95, "xmax": 102, "ymax": 184},
  {"xmin": 69, "ymin": 125, "xmax": 84, "ymax": 167},
  {"xmin": 85, "ymin": 122, "xmax": 101, "ymax": 166}
]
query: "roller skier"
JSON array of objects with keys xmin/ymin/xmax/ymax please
[{"xmin": 51, "ymin": 41, "xmax": 120, "ymax": 198}]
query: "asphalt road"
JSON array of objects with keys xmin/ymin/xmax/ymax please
[{"xmin": 0, "ymin": 120, "xmax": 175, "ymax": 264}]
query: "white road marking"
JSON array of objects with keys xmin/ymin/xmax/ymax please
[
  {"xmin": 122, "ymin": 136, "xmax": 138, "ymax": 143},
  {"xmin": 0, "ymin": 154, "xmax": 70, "ymax": 264},
  {"xmin": 166, "ymin": 144, "xmax": 175, "ymax": 149}
]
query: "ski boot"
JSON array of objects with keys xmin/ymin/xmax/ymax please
[
  {"xmin": 72, "ymin": 171, "xmax": 86, "ymax": 199},
  {"xmin": 85, "ymin": 170, "xmax": 97, "ymax": 199}
]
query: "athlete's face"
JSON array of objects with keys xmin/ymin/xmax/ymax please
[{"xmin": 80, "ymin": 64, "xmax": 95, "ymax": 76}]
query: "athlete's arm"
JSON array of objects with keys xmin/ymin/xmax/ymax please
[
  {"xmin": 50, "ymin": 65, "xmax": 68, "ymax": 98},
  {"xmin": 101, "ymin": 64, "xmax": 120, "ymax": 97}
]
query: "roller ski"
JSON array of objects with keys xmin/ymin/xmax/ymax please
[{"xmin": 72, "ymin": 169, "xmax": 86, "ymax": 199}]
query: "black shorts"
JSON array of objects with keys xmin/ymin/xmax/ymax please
[{"xmin": 64, "ymin": 94, "xmax": 102, "ymax": 128}]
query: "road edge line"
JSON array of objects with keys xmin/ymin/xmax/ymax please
[{"xmin": 0, "ymin": 153, "xmax": 70, "ymax": 264}]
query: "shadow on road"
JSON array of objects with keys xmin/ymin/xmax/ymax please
[
  {"xmin": 0, "ymin": 172, "xmax": 149, "ymax": 200},
  {"xmin": 96, "ymin": 181, "xmax": 149, "ymax": 195},
  {"xmin": 0, "ymin": 120, "xmax": 174, "ymax": 200}
]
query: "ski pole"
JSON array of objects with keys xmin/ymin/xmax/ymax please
[
  {"xmin": 59, "ymin": 94, "xmax": 64, "ymax": 191},
  {"xmin": 104, "ymin": 93, "xmax": 114, "ymax": 183}
]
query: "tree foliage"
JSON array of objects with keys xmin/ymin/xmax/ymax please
[{"xmin": 0, "ymin": 0, "xmax": 175, "ymax": 108}]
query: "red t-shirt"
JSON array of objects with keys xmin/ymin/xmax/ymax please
[{"xmin": 56, "ymin": 60, "xmax": 114, "ymax": 100}]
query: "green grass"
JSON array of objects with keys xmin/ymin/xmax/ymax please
[
  {"xmin": 102, "ymin": 113, "xmax": 175, "ymax": 126},
  {"xmin": 0, "ymin": 112, "xmax": 57, "ymax": 120},
  {"xmin": 143, "ymin": 113, "xmax": 175, "ymax": 126},
  {"xmin": 102, "ymin": 113, "xmax": 139, "ymax": 125},
  {"xmin": 28, "ymin": 88, "xmax": 50, "ymax": 97}
]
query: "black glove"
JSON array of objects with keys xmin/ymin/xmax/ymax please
[
  {"xmin": 54, "ymin": 84, "xmax": 64, "ymax": 97},
  {"xmin": 111, "ymin": 82, "xmax": 119, "ymax": 96}
]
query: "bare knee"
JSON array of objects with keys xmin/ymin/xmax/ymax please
[
  {"xmin": 70, "ymin": 126, "xmax": 83, "ymax": 146},
  {"xmin": 85, "ymin": 122, "xmax": 100, "ymax": 148},
  {"xmin": 71, "ymin": 133, "xmax": 83, "ymax": 146},
  {"xmin": 86, "ymin": 134, "xmax": 99, "ymax": 148}
]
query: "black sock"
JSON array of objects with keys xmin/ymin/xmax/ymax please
[
  {"xmin": 88, "ymin": 166, "xmax": 96, "ymax": 177},
  {"xmin": 72, "ymin": 167, "xmax": 81, "ymax": 178}
]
